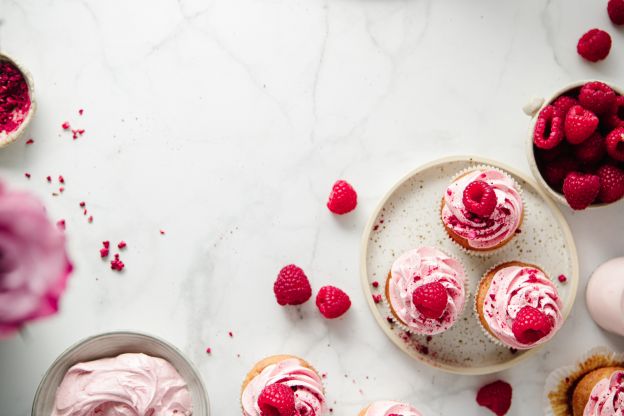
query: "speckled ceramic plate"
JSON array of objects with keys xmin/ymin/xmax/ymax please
[{"xmin": 360, "ymin": 156, "xmax": 579, "ymax": 375}]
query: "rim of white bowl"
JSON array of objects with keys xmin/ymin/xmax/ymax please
[
  {"xmin": 0, "ymin": 52, "xmax": 36, "ymax": 148},
  {"xmin": 525, "ymin": 79, "xmax": 624, "ymax": 210}
]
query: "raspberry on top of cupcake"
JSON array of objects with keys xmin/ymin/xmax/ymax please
[
  {"xmin": 241, "ymin": 355, "xmax": 327, "ymax": 416},
  {"xmin": 359, "ymin": 401, "xmax": 424, "ymax": 416},
  {"xmin": 386, "ymin": 246, "xmax": 466, "ymax": 335},
  {"xmin": 477, "ymin": 262, "xmax": 563, "ymax": 350},
  {"xmin": 442, "ymin": 168, "xmax": 523, "ymax": 252}
]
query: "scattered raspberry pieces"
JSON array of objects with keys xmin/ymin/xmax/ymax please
[
  {"xmin": 78, "ymin": 108, "xmax": 84, "ymax": 116},
  {"xmin": 462, "ymin": 180, "xmax": 497, "ymax": 217},
  {"xmin": 608, "ymin": 0, "xmax": 624, "ymax": 25},
  {"xmin": 533, "ymin": 105, "xmax": 565, "ymax": 149},
  {"xmin": 59, "ymin": 175, "xmax": 65, "ymax": 184},
  {"xmin": 103, "ymin": 241, "xmax": 110, "ymax": 249},
  {"xmin": 573, "ymin": 133, "xmax": 605, "ymax": 165},
  {"xmin": 160, "ymin": 229, "xmax": 166, "ymax": 235},
  {"xmin": 56, "ymin": 219, "xmax": 66, "ymax": 230},
  {"xmin": 597, "ymin": 165, "xmax": 624, "ymax": 203},
  {"xmin": 563, "ymin": 172, "xmax": 600, "ymax": 210},
  {"xmin": 88, "ymin": 216, "xmax": 93, "ymax": 223},
  {"xmin": 372, "ymin": 281, "xmax": 379, "ymax": 288},
  {"xmin": 59, "ymin": 187, "xmax": 65, "ymax": 193},
  {"xmin": 476, "ymin": 380, "xmax": 512, "ymax": 416},
  {"xmin": 606, "ymin": 127, "xmax": 624, "ymax": 161},
  {"xmin": 257, "ymin": 383, "xmax": 296, "ymax": 416},
  {"xmin": 205, "ymin": 347, "xmax": 211, "ymax": 354},
  {"xmin": 24, "ymin": 172, "xmax": 30, "ymax": 179},
  {"xmin": 411, "ymin": 282, "xmax": 448, "ymax": 319},
  {"xmin": 564, "ymin": 105, "xmax": 598, "ymax": 144},
  {"xmin": 79, "ymin": 201, "xmax": 86, "ymax": 207},
  {"xmin": 579, "ymin": 82, "xmax": 616, "ymax": 115},
  {"xmin": 61, "ymin": 121, "xmax": 70, "ymax": 130},
  {"xmin": 228, "ymin": 331, "xmax": 233, "ymax": 338},
  {"xmin": 71, "ymin": 129, "xmax": 85, "ymax": 139},
  {"xmin": 511, "ymin": 305, "xmax": 553, "ymax": 345},
  {"xmin": 326, "ymin": 180, "xmax": 357, "ymax": 215},
  {"xmin": 100, "ymin": 248, "xmax": 109, "ymax": 258},
  {"xmin": 577, "ymin": 29, "xmax": 612, "ymax": 62},
  {"xmin": 372, "ymin": 294, "xmax": 382, "ymax": 304},
  {"xmin": 558, "ymin": 274, "xmax": 567, "ymax": 283},
  {"xmin": 110, "ymin": 254, "xmax": 125, "ymax": 271},
  {"xmin": 273, "ymin": 264, "xmax": 312, "ymax": 306},
  {"xmin": 46, "ymin": 176, "xmax": 51, "ymax": 183},
  {"xmin": 316, "ymin": 285, "xmax": 351, "ymax": 319},
  {"xmin": 25, "ymin": 138, "xmax": 34, "ymax": 145},
  {"xmin": 117, "ymin": 241, "xmax": 127, "ymax": 249}
]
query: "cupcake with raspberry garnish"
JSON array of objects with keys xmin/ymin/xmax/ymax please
[
  {"xmin": 385, "ymin": 246, "xmax": 467, "ymax": 336},
  {"xmin": 358, "ymin": 401, "xmax": 424, "ymax": 416},
  {"xmin": 475, "ymin": 261, "xmax": 563, "ymax": 350},
  {"xmin": 545, "ymin": 348, "xmax": 624, "ymax": 416},
  {"xmin": 441, "ymin": 167, "xmax": 523, "ymax": 255},
  {"xmin": 241, "ymin": 355, "xmax": 327, "ymax": 416}
]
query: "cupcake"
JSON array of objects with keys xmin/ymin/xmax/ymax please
[
  {"xmin": 475, "ymin": 261, "xmax": 563, "ymax": 349},
  {"xmin": 546, "ymin": 348, "xmax": 624, "ymax": 416},
  {"xmin": 358, "ymin": 401, "xmax": 424, "ymax": 415},
  {"xmin": 241, "ymin": 355, "xmax": 327, "ymax": 415},
  {"xmin": 441, "ymin": 167, "xmax": 523, "ymax": 254},
  {"xmin": 385, "ymin": 246, "xmax": 467, "ymax": 335}
]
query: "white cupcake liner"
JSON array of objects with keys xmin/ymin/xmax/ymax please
[
  {"xmin": 383, "ymin": 259, "xmax": 470, "ymax": 337},
  {"xmin": 543, "ymin": 347, "xmax": 624, "ymax": 416},
  {"xmin": 472, "ymin": 261, "xmax": 548, "ymax": 350},
  {"xmin": 440, "ymin": 165, "xmax": 526, "ymax": 258}
]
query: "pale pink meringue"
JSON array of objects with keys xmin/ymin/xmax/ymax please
[
  {"xmin": 482, "ymin": 264, "xmax": 563, "ymax": 349},
  {"xmin": 51, "ymin": 353, "xmax": 192, "ymax": 416},
  {"xmin": 584, "ymin": 370, "xmax": 624, "ymax": 415},
  {"xmin": 0, "ymin": 182, "xmax": 72, "ymax": 338},
  {"xmin": 362, "ymin": 401, "xmax": 423, "ymax": 416},
  {"xmin": 388, "ymin": 246, "xmax": 466, "ymax": 335},
  {"xmin": 241, "ymin": 358, "xmax": 326, "ymax": 415},
  {"xmin": 442, "ymin": 168, "xmax": 523, "ymax": 250}
]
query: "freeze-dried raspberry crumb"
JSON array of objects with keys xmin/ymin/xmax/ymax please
[
  {"xmin": 56, "ymin": 219, "xmax": 66, "ymax": 230},
  {"xmin": 228, "ymin": 331, "xmax": 233, "ymax": 337},
  {"xmin": 111, "ymin": 254, "xmax": 125, "ymax": 271},
  {"xmin": 103, "ymin": 241, "xmax": 110, "ymax": 248},
  {"xmin": 46, "ymin": 176, "xmax": 51, "ymax": 182},
  {"xmin": 88, "ymin": 216, "xmax": 93, "ymax": 223},
  {"xmin": 205, "ymin": 347, "xmax": 211, "ymax": 354},
  {"xmin": 25, "ymin": 138, "xmax": 34, "ymax": 145},
  {"xmin": 59, "ymin": 175, "xmax": 65, "ymax": 184},
  {"xmin": 100, "ymin": 248, "xmax": 109, "ymax": 258},
  {"xmin": 24, "ymin": 173, "xmax": 30, "ymax": 179},
  {"xmin": 78, "ymin": 109, "xmax": 84, "ymax": 115},
  {"xmin": 71, "ymin": 129, "xmax": 85, "ymax": 139},
  {"xmin": 59, "ymin": 187, "xmax": 65, "ymax": 193},
  {"xmin": 79, "ymin": 201, "xmax": 86, "ymax": 207},
  {"xmin": 62, "ymin": 121, "xmax": 70, "ymax": 130},
  {"xmin": 118, "ymin": 241, "xmax": 127, "ymax": 249},
  {"xmin": 372, "ymin": 294, "xmax": 382, "ymax": 304},
  {"xmin": 372, "ymin": 281, "xmax": 379, "ymax": 288},
  {"xmin": 160, "ymin": 229, "xmax": 165, "ymax": 235},
  {"xmin": 558, "ymin": 274, "xmax": 567, "ymax": 283}
]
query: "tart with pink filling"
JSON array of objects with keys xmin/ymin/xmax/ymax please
[
  {"xmin": 385, "ymin": 246, "xmax": 467, "ymax": 335},
  {"xmin": 475, "ymin": 261, "xmax": 563, "ymax": 350},
  {"xmin": 441, "ymin": 168, "xmax": 523, "ymax": 253},
  {"xmin": 358, "ymin": 401, "xmax": 424, "ymax": 416}
]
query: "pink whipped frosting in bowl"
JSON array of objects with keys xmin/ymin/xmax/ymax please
[
  {"xmin": 481, "ymin": 264, "xmax": 563, "ymax": 350},
  {"xmin": 32, "ymin": 331, "xmax": 209, "ymax": 416},
  {"xmin": 362, "ymin": 401, "xmax": 424, "ymax": 416},
  {"xmin": 241, "ymin": 357, "xmax": 327, "ymax": 416},
  {"xmin": 442, "ymin": 168, "xmax": 523, "ymax": 250},
  {"xmin": 387, "ymin": 246, "xmax": 466, "ymax": 335},
  {"xmin": 584, "ymin": 370, "xmax": 624, "ymax": 415}
]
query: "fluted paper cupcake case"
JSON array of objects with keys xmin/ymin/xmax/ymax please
[
  {"xmin": 439, "ymin": 164, "xmax": 526, "ymax": 258},
  {"xmin": 472, "ymin": 261, "xmax": 553, "ymax": 350},
  {"xmin": 544, "ymin": 347, "xmax": 624, "ymax": 416}
]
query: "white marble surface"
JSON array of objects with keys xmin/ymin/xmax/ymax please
[{"xmin": 0, "ymin": 0, "xmax": 623, "ymax": 414}]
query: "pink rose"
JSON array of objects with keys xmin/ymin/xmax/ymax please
[{"xmin": 0, "ymin": 182, "xmax": 72, "ymax": 338}]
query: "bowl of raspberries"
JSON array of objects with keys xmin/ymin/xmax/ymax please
[{"xmin": 528, "ymin": 80, "xmax": 624, "ymax": 210}]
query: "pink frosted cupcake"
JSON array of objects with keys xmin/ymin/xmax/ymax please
[
  {"xmin": 385, "ymin": 246, "xmax": 467, "ymax": 335},
  {"xmin": 476, "ymin": 262, "xmax": 564, "ymax": 350},
  {"xmin": 358, "ymin": 401, "xmax": 424, "ymax": 415},
  {"xmin": 441, "ymin": 167, "xmax": 523, "ymax": 254}
]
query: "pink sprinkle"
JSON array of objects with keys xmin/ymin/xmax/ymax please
[
  {"xmin": 117, "ymin": 241, "xmax": 127, "ymax": 249},
  {"xmin": 46, "ymin": 176, "xmax": 51, "ymax": 182},
  {"xmin": 59, "ymin": 175, "xmax": 65, "ymax": 184},
  {"xmin": 102, "ymin": 241, "xmax": 110, "ymax": 248},
  {"xmin": 78, "ymin": 109, "xmax": 84, "ymax": 115},
  {"xmin": 228, "ymin": 331, "xmax": 233, "ymax": 338},
  {"xmin": 100, "ymin": 248, "xmax": 109, "ymax": 258},
  {"xmin": 206, "ymin": 347, "xmax": 211, "ymax": 354},
  {"xmin": 56, "ymin": 219, "xmax": 66, "ymax": 230},
  {"xmin": 24, "ymin": 173, "xmax": 31, "ymax": 179},
  {"xmin": 79, "ymin": 201, "xmax": 86, "ymax": 207},
  {"xmin": 372, "ymin": 294, "xmax": 382, "ymax": 304},
  {"xmin": 62, "ymin": 121, "xmax": 70, "ymax": 130},
  {"xmin": 88, "ymin": 215, "xmax": 93, "ymax": 223},
  {"xmin": 372, "ymin": 281, "xmax": 379, "ymax": 288},
  {"xmin": 25, "ymin": 138, "xmax": 34, "ymax": 145},
  {"xmin": 558, "ymin": 274, "xmax": 567, "ymax": 283}
]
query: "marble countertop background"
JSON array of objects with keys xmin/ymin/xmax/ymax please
[{"xmin": 0, "ymin": 0, "xmax": 623, "ymax": 414}]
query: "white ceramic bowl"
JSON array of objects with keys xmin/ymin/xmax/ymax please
[
  {"xmin": 31, "ymin": 331, "xmax": 210, "ymax": 415},
  {"xmin": 0, "ymin": 52, "xmax": 36, "ymax": 148},
  {"xmin": 525, "ymin": 79, "xmax": 624, "ymax": 210}
]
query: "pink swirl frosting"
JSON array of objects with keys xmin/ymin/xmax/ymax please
[
  {"xmin": 584, "ymin": 370, "xmax": 624, "ymax": 415},
  {"xmin": 442, "ymin": 169, "xmax": 523, "ymax": 249},
  {"xmin": 388, "ymin": 246, "xmax": 466, "ymax": 335},
  {"xmin": 482, "ymin": 265, "xmax": 563, "ymax": 349},
  {"xmin": 363, "ymin": 401, "xmax": 423, "ymax": 416},
  {"xmin": 241, "ymin": 358, "xmax": 326, "ymax": 415}
]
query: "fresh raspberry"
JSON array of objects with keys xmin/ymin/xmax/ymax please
[
  {"xmin": 273, "ymin": 264, "xmax": 312, "ymax": 306},
  {"xmin": 606, "ymin": 96, "xmax": 624, "ymax": 129},
  {"xmin": 411, "ymin": 282, "xmax": 448, "ymax": 319},
  {"xmin": 540, "ymin": 155, "xmax": 580, "ymax": 190},
  {"xmin": 606, "ymin": 127, "xmax": 624, "ymax": 161},
  {"xmin": 597, "ymin": 164, "xmax": 624, "ymax": 203},
  {"xmin": 577, "ymin": 29, "xmax": 612, "ymax": 62},
  {"xmin": 535, "ymin": 143, "xmax": 567, "ymax": 163},
  {"xmin": 476, "ymin": 380, "xmax": 512, "ymax": 416},
  {"xmin": 564, "ymin": 105, "xmax": 598, "ymax": 144},
  {"xmin": 573, "ymin": 133, "xmax": 606, "ymax": 165},
  {"xmin": 462, "ymin": 180, "xmax": 497, "ymax": 217},
  {"xmin": 533, "ymin": 105, "xmax": 565, "ymax": 149},
  {"xmin": 326, "ymin": 180, "xmax": 357, "ymax": 215},
  {"xmin": 552, "ymin": 96, "xmax": 578, "ymax": 117},
  {"xmin": 562, "ymin": 172, "xmax": 601, "ymax": 210},
  {"xmin": 316, "ymin": 285, "xmax": 351, "ymax": 319},
  {"xmin": 608, "ymin": 0, "xmax": 624, "ymax": 25},
  {"xmin": 579, "ymin": 82, "xmax": 616, "ymax": 115},
  {"xmin": 257, "ymin": 383, "xmax": 296, "ymax": 416},
  {"xmin": 511, "ymin": 306, "xmax": 553, "ymax": 345}
]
